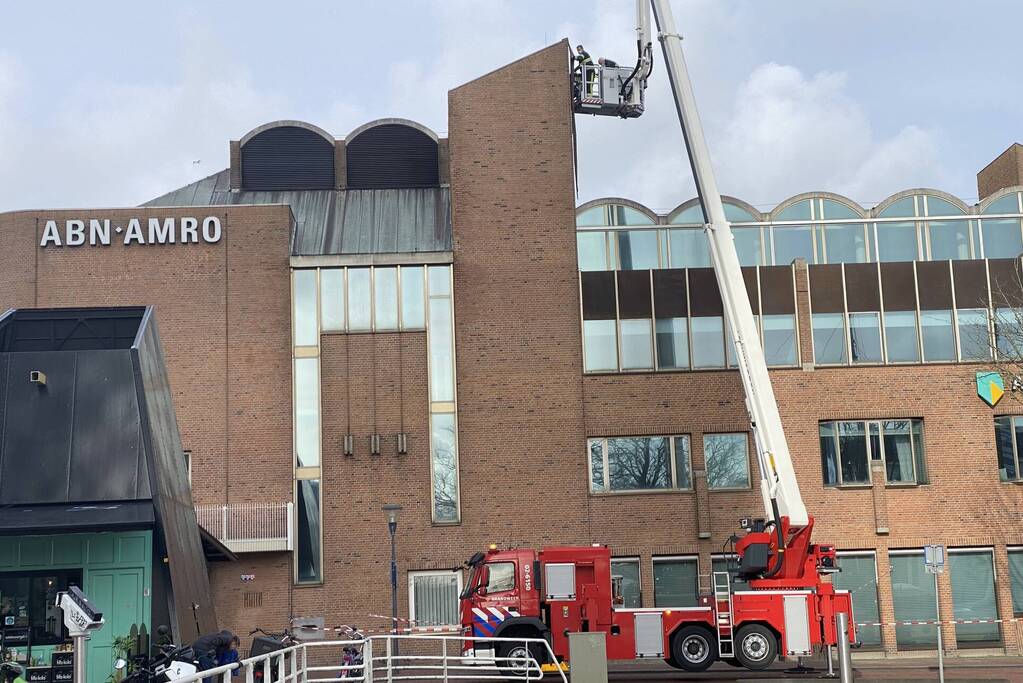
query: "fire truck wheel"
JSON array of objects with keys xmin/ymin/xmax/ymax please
[
  {"xmin": 496, "ymin": 640, "xmax": 545, "ymax": 676},
  {"xmin": 734, "ymin": 624, "xmax": 778, "ymax": 671},
  {"xmin": 670, "ymin": 626, "xmax": 716, "ymax": 672}
]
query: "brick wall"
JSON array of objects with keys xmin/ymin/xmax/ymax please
[{"xmin": 978, "ymin": 143, "xmax": 1023, "ymax": 200}]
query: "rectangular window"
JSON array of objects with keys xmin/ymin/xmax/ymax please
[
  {"xmin": 981, "ymin": 218, "xmax": 1023, "ymax": 259},
  {"xmin": 293, "ymin": 270, "xmax": 319, "ymax": 346},
  {"xmin": 824, "ymin": 224, "xmax": 868, "ymax": 263},
  {"xmin": 620, "ymin": 319, "xmax": 654, "ymax": 370},
  {"xmin": 319, "ymin": 269, "xmax": 345, "ymax": 332},
  {"xmin": 820, "ymin": 419, "xmax": 925, "ymax": 486},
  {"xmin": 762, "ymin": 314, "xmax": 797, "ymax": 366},
  {"xmin": 655, "ymin": 317, "xmax": 689, "ymax": 369},
  {"xmin": 920, "ymin": 310, "xmax": 955, "ymax": 362},
  {"xmin": 428, "ymin": 298, "xmax": 454, "ymax": 402},
  {"xmin": 832, "ymin": 553, "xmax": 881, "ymax": 647},
  {"xmin": 409, "ymin": 570, "xmax": 463, "ymax": 628},
  {"xmin": 994, "ymin": 308, "xmax": 1022, "ymax": 360},
  {"xmin": 994, "ymin": 416, "xmax": 1022, "ymax": 482},
  {"xmin": 711, "ymin": 556, "xmax": 750, "ymax": 592},
  {"xmin": 772, "ymin": 225, "xmax": 814, "ymax": 265},
  {"xmin": 431, "ymin": 413, "xmax": 459, "ymax": 523},
  {"xmin": 929, "ymin": 220, "xmax": 973, "ymax": 260},
  {"xmin": 296, "ymin": 479, "xmax": 322, "ymax": 584},
  {"xmin": 583, "ymin": 320, "xmax": 619, "ymax": 372},
  {"xmin": 589, "ymin": 436, "xmax": 692, "ymax": 493},
  {"xmin": 733, "ymin": 227, "xmax": 763, "ymax": 266},
  {"xmin": 183, "ymin": 450, "xmax": 192, "ymax": 484},
  {"xmin": 618, "ymin": 230, "xmax": 660, "ymax": 270},
  {"xmin": 704, "ymin": 433, "xmax": 750, "ymax": 490},
  {"xmin": 691, "ymin": 316, "xmax": 725, "ymax": 368},
  {"xmin": 374, "ymin": 268, "xmax": 399, "ymax": 331},
  {"xmin": 950, "ymin": 549, "xmax": 1001, "ymax": 645},
  {"xmin": 294, "ymin": 358, "xmax": 320, "ymax": 468},
  {"xmin": 876, "ymin": 222, "xmax": 919, "ymax": 262},
  {"xmin": 812, "ymin": 313, "xmax": 847, "ymax": 365},
  {"xmin": 1008, "ymin": 549, "xmax": 1023, "ymax": 617},
  {"xmin": 957, "ymin": 308, "xmax": 990, "ymax": 361},
  {"xmin": 428, "ymin": 265, "xmax": 451, "ymax": 296},
  {"xmin": 884, "ymin": 311, "xmax": 920, "ymax": 362},
  {"xmin": 890, "ymin": 551, "xmax": 937, "ymax": 648},
  {"xmin": 652, "ymin": 557, "xmax": 698, "ymax": 607},
  {"xmin": 611, "ymin": 559, "xmax": 641, "ymax": 608},
  {"xmin": 669, "ymin": 229, "xmax": 710, "ymax": 268},
  {"xmin": 577, "ymin": 231, "xmax": 610, "ymax": 271},
  {"xmin": 400, "ymin": 266, "xmax": 426, "ymax": 329},
  {"xmin": 0, "ymin": 570, "xmax": 83, "ymax": 645},
  {"xmin": 347, "ymin": 268, "xmax": 372, "ymax": 331},
  {"xmin": 849, "ymin": 312, "xmax": 882, "ymax": 364}
]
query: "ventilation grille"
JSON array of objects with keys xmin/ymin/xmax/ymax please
[
  {"xmin": 243, "ymin": 591, "xmax": 264, "ymax": 609},
  {"xmin": 346, "ymin": 124, "xmax": 439, "ymax": 189},
  {"xmin": 241, "ymin": 126, "xmax": 335, "ymax": 191}
]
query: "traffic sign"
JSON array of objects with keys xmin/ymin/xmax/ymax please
[{"xmin": 924, "ymin": 544, "xmax": 945, "ymax": 574}]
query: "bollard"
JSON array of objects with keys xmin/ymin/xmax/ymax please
[
  {"xmin": 825, "ymin": 644, "xmax": 834, "ymax": 678},
  {"xmin": 835, "ymin": 613, "xmax": 853, "ymax": 683}
]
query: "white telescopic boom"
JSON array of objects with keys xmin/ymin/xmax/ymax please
[{"xmin": 648, "ymin": 0, "xmax": 808, "ymax": 528}]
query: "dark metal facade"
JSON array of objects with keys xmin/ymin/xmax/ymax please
[{"xmin": 241, "ymin": 126, "xmax": 336, "ymax": 191}]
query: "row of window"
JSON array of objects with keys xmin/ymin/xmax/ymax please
[
  {"xmin": 577, "ymin": 194, "xmax": 1023, "ymax": 269},
  {"xmin": 584, "ymin": 314, "xmax": 798, "ymax": 373},
  {"xmin": 820, "ymin": 420, "xmax": 927, "ymax": 487},
  {"xmin": 588, "ymin": 434, "xmax": 750, "ymax": 493},
  {"xmin": 811, "ymin": 307, "xmax": 1017, "ymax": 366}
]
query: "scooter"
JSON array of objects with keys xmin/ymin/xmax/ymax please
[
  {"xmin": 336, "ymin": 627, "xmax": 365, "ymax": 680},
  {"xmin": 115, "ymin": 643, "xmax": 199, "ymax": 682}
]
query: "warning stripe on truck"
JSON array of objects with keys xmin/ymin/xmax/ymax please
[{"xmin": 472, "ymin": 607, "xmax": 521, "ymax": 637}]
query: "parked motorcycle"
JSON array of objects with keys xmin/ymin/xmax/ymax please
[
  {"xmin": 115, "ymin": 642, "xmax": 199, "ymax": 682},
  {"xmin": 249, "ymin": 628, "xmax": 298, "ymax": 682}
]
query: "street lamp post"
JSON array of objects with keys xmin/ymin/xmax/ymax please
[{"xmin": 382, "ymin": 504, "xmax": 403, "ymax": 657}]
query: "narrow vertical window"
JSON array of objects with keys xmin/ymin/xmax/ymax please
[
  {"xmin": 610, "ymin": 559, "xmax": 641, "ymax": 608},
  {"xmin": 620, "ymin": 319, "xmax": 653, "ymax": 370},
  {"xmin": 428, "ymin": 298, "xmax": 454, "ymax": 402},
  {"xmin": 293, "ymin": 358, "xmax": 320, "ymax": 468},
  {"xmin": 950, "ymin": 550, "xmax": 1001, "ymax": 645},
  {"xmin": 833, "ymin": 553, "xmax": 882, "ymax": 647},
  {"xmin": 430, "ymin": 413, "xmax": 459, "ymax": 523},
  {"xmin": 957, "ymin": 308, "xmax": 990, "ymax": 361},
  {"xmin": 849, "ymin": 312, "xmax": 882, "ymax": 364},
  {"xmin": 319, "ymin": 269, "xmax": 345, "ymax": 332},
  {"xmin": 293, "ymin": 270, "xmax": 318, "ymax": 346},
  {"xmin": 347, "ymin": 268, "xmax": 372, "ymax": 331},
  {"xmin": 884, "ymin": 311, "xmax": 920, "ymax": 362},
  {"xmin": 890, "ymin": 551, "xmax": 937, "ymax": 648},
  {"xmin": 812, "ymin": 313, "xmax": 847, "ymax": 365},
  {"xmin": 296, "ymin": 479, "xmax": 322, "ymax": 583},
  {"xmin": 374, "ymin": 267, "xmax": 399, "ymax": 330},
  {"xmin": 920, "ymin": 310, "xmax": 955, "ymax": 362},
  {"xmin": 691, "ymin": 316, "xmax": 725, "ymax": 368},
  {"xmin": 583, "ymin": 320, "xmax": 619, "ymax": 372},
  {"xmin": 762, "ymin": 314, "xmax": 797, "ymax": 366},
  {"xmin": 655, "ymin": 318, "xmax": 689, "ymax": 369},
  {"xmin": 400, "ymin": 266, "xmax": 426, "ymax": 329}
]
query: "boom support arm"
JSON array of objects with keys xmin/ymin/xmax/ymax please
[{"xmin": 646, "ymin": 0, "xmax": 808, "ymax": 528}]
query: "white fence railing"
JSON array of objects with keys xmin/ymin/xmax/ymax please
[
  {"xmin": 194, "ymin": 502, "xmax": 293, "ymax": 553},
  {"xmin": 166, "ymin": 634, "xmax": 566, "ymax": 683}
]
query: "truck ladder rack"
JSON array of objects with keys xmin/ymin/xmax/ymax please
[{"xmin": 712, "ymin": 571, "xmax": 735, "ymax": 658}]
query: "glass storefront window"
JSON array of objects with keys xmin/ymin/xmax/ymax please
[
  {"xmin": 669, "ymin": 229, "xmax": 711, "ymax": 268},
  {"xmin": 347, "ymin": 268, "xmax": 372, "ymax": 331},
  {"xmin": 891, "ymin": 551, "xmax": 937, "ymax": 648},
  {"xmin": 812, "ymin": 313, "xmax": 847, "ymax": 365},
  {"xmin": 772, "ymin": 225, "xmax": 813, "ymax": 265},
  {"xmin": 293, "ymin": 270, "xmax": 318, "ymax": 346},
  {"xmin": 876, "ymin": 222, "xmax": 918, "ymax": 262},
  {"xmin": 431, "ymin": 413, "xmax": 459, "ymax": 523},
  {"xmin": 849, "ymin": 312, "xmax": 882, "ymax": 364},
  {"xmin": 957, "ymin": 309, "xmax": 990, "ymax": 361},
  {"xmin": 884, "ymin": 311, "xmax": 920, "ymax": 362},
  {"xmin": 610, "ymin": 559, "xmax": 641, "ymax": 608},
  {"xmin": 652, "ymin": 558, "xmax": 698, "ymax": 607},
  {"xmin": 691, "ymin": 317, "xmax": 725, "ymax": 368},
  {"xmin": 400, "ymin": 266, "xmax": 426, "ymax": 329},
  {"xmin": 583, "ymin": 320, "xmax": 618, "ymax": 372},
  {"xmin": 832, "ymin": 554, "xmax": 881, "ymax": 647},
  {"xmin": 655, "ymin": 317, "xmax": 689, "ymax": 369},
  {"xmin": 618, "ymin": 230, "xmax": 660, "ymax": 270},
  {"xmin": 296, "ymin": 479, "xmax": 322, "ymax": 583},
  {"xmin": 920, "ymin": 310, "xmax": 955, "ymax": 362},
  {"xmin": 374, "ymin": 268, "xmax": 399, "ymax": 331},
  {"xmin": 704, "ymin": 433, "xmax": 749, "ymax": 490},
  {"xmin": 319, "ymin": 269, "xmax": 344, "ymax": 332},
  {"xmin": 762, "ymin": 314, "xmax": 797, "ymax": 366},
  {"xmin": 0, "ymin": 570, "xmax": 82, "ymax": 645},
  {"xmin": 950, "ymin": 550, "xmax": 1000, "ymax": 645},
  {"xmin": 577, "ymin": 232, "xmax": 609, "ymax": 271},
  {"xmin": 620, "ymin": 319, "xmax": 653, "ymax": 370},
  {"xmin": 294, "ymin": 358, "xmax": 320, "ymax": 468}
]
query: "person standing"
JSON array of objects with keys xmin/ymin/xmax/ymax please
[
  {"xmin": 192, "ymin": 630, "xmax": 237, "ymax": 681},
  {"xmin": 574, "ymin": 44, "xmax": 596, "ymax": 96}
]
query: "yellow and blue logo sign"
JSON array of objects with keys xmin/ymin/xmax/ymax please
[{"xmin": 977, "ymin": 371, "xmax": 1005, "ymax": 407}]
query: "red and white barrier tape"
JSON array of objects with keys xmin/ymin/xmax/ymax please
[{"xmin": 856, "ymin": 618, "xmax": 1011, "ymax": 627}]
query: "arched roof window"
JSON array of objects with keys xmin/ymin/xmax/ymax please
[
  {"xmin": 241, "ymin": 122, "xmax": 336, "ymax": 191},
  {"xmin": 345, "ymin": 120, "xmax": 439, "ymax": 190},
  {"xmin": 575, "ymin": 200, "xmax": 657, "ymax": 227}
]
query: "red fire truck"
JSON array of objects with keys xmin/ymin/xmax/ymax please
[{"xmin": 462, "ymin": 0, "xmax": 859, "ymax": 673}]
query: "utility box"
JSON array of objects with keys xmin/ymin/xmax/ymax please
[{"xmin": 568, "ymin": 632, "xmax": 608, "ymax": 683}]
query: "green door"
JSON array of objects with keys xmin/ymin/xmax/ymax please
[{"xmin": 87, "ymin": 569, "xmax": 144, "ymax": 683}]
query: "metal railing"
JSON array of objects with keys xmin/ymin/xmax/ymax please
[
  {"xmin": 166, "ymin": 634, "xmax": 566, "ymax": 683},
  {"xmin": 194, "ymin": 502, "xmax": 293, "ymax": 553}
]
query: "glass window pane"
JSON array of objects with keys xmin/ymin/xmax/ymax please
[
  {"xmin": 374, "ymin": 268, "xmax": 398, "ymax": 330},
  {"xmin": 891, "ymin": 552, "xmax": 937, "ymax": 648},
  {"xmin": 294, "ymin": 358, "xmax": 320, "ymax": 468},
  {"xmin": 712, "ymin": 557, "xmax": 751, "ymax": 592},
  {"xmin": 577, "ymin": 232, "xmax": 609, "ymax": 271},
  {"xmin": 995, "ymin": 416, "xmax": 1017, "ymax": 481},
  {"xmin": 411, "ymin": 573, "xmax": 460, "ymax": 627},
  {"xmin": 733, "ymin": 227, "xmax": 763, "ymax": 266},
  {"xmin": 838, "ymin": 421, "xmax": 869, "ymax": 485},
  {"xmin": 347, "ymin": 268, "xmax": 372, "ymax": 331},
  {"xmin": 431, "ymin": 413, "xmax": 459, "ymax": 522},
  {"xmin": 882, "ymin": 420, "xmax": 915, "ymax": 484},
  {"xmin": 995, "ymin": 308, "xmax": 1022, "ymax": 359},
  {"xmin": 950, "ymin": 551, "xmax": 1000, "ymax": 644},
  {"xmin": 607, "ymin": 437, "xmax": 670, "ymax": 491},
  {"xmin": 692, "ymin": 317, "xmax": 725, "ymax": 368},
  {"xmin": 428, "ymin": 298, "xmax": 455, "ymax": 402},
  {"xmin": 589, "ymin": 440, "xmax": 605, "ymax": 491},
  {"xmin": 813, "ymin": 313, "xmax": 847, "ymax": 365},
  {"xmin": 669, "ymin": 204, "xmax": 704, "ymax": 224},
  {"xmin": 428, "ymin": 265, "xmax": 451, "ymax": 296},
  {"xmin": 772, "ymin": 226, "xmax": 814, "ymax": 265},
  {"xmin": 577, "ymin": 205, "xmax": 608, "ymax": 227},
  {"xmin": 705, "ymin": 433, "xmax": 749, "ymax": 490},
  {"xmin": 619, "ymin": 230, "xmax": 660, "ymax": 270},
  {"xmin": 879, "ymin": 197, "xmax": 916, "ymax": 218},
  {"xmin": 763, "ymin": 314, "xmax": 797, "ymax": 366},
  {"xmin": 876, "ymin": 222, "xmax": 918, "ymax": 262},
  {"xmin": 957, "ymin": 309, "xmax": 990, "ymax": 361},
  {"xmin": 821, "ymin": 200, "xmax": 860, "ymax": 220},
  {"xmin": 400, "ymin": 266, "xmax": 426, "ymax": 329},
  {"xmin": 820, "ymin": 422, "xmax": 838, "ymax": 486},
  {"xmin": 584, "ymin": 320, "xmax": 619, "ymax": 372},
  {"xmin": 486, "ymin": 562, "xmax": 516, "ymax": 593},
  {"xmin": 653, "ymin": 559, "xmax": 698, "ymax": 607},
  {"xmin": 655, "ymin": 317, "xmax": 689, "ymax": 369},
  {"xmin": 620, "ymin": 319, "xmax": 653, "ymax": 370},
  {"xmin": 296, "ymin": 479, "xmax": 322, "ymax": 583},
  {"xmin": 912, "ymin": 420, "xmax": 927, "ymax": 484},
  {"xmin": 293, "ymin": 270, "xmax": 318, "ymax": 346},
  {"xmin": 610, "ymin": 560, "xmax": 641, "ymax": 608},
  {"xmin": 833, "ymin": 555, "xmax": 881, "ymax": 647},
  {"xmin": 925, "ymin": 196, "xmax": 964, "ymax": 217},
  {"xmin": 824, "ymin": 224, "xmax": 868, "ymax": 263},
  {"xmin": 1014, "ymin": 418, "xmax": 1023, "ymax": 484},
  {"xmin": 983, "ymin": 193, "xmax": 1020, "ymax": 215},
  {"xmin": 319, "ymin": 269, "xmax": 344, "ymax": 332},
  {"xmin": 929, "ymin": 221, "xmax": 972, "ymax": 260},
  {"xmin": 982, "ymin": 219, "xmax": 1023, "ymax": 259},
  {"xmin": 849, "ymin": 312, "xmax": 882, "ymax": 364},
  {"xmin": 920, "ymin": 310, "xmax": 955, "ymax": 362},
  {"xmin": 674, "ymin": 436, "xmax": 692, "ymax": 489},
  {"xmin": 884, "ymin": 311, "xmax": 920, "ymax": 362},
  {"xmin": 669, "ymin": 229, "xmax": 711, "ymax": 268},
  {"xmin": 724, "ymin": 203, "xmax": 757, "ymax": 222},
  {"xmin": 777, "ymin": 200, "xmax": 812, "ymax": 220},
  {"xmin": 1009, "ymin": 550, "xmax": 1023, "ymax": 617},
  {"xmin": 615, "ymin": 205, "xmax": 655, "ymax": 226}
]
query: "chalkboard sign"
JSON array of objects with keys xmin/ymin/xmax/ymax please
[
  {"xmin": 25, "ymin": 666, "xmax": 51, "ymax": 683},
  {"xmin": 51, "ymin": 666, "xmax": 73, "ymax": 683},
  {"xmin": 51, "ymin": 652, "xmax": 74, "ymax": 668}
]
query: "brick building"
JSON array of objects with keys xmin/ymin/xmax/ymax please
[{"xmin": 3, "ymin": 40, "xmax": 1023, "ymax": 659}]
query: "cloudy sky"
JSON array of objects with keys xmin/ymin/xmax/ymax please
[{"xmin": 1, "ymin": 0, "xmax": 1020, "ymax": 214}]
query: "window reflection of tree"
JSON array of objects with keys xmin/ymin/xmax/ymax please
[
  {"xmin": 433, "ymin": 419, "xmax": 459, "ymax": 521},
  {"xmin": 705, "ymin": 434, "xmax": 748, "ymax": 489},
  {"xmin": 608, "ymin": 438, "xmax": 669, "ymax": 490}
]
